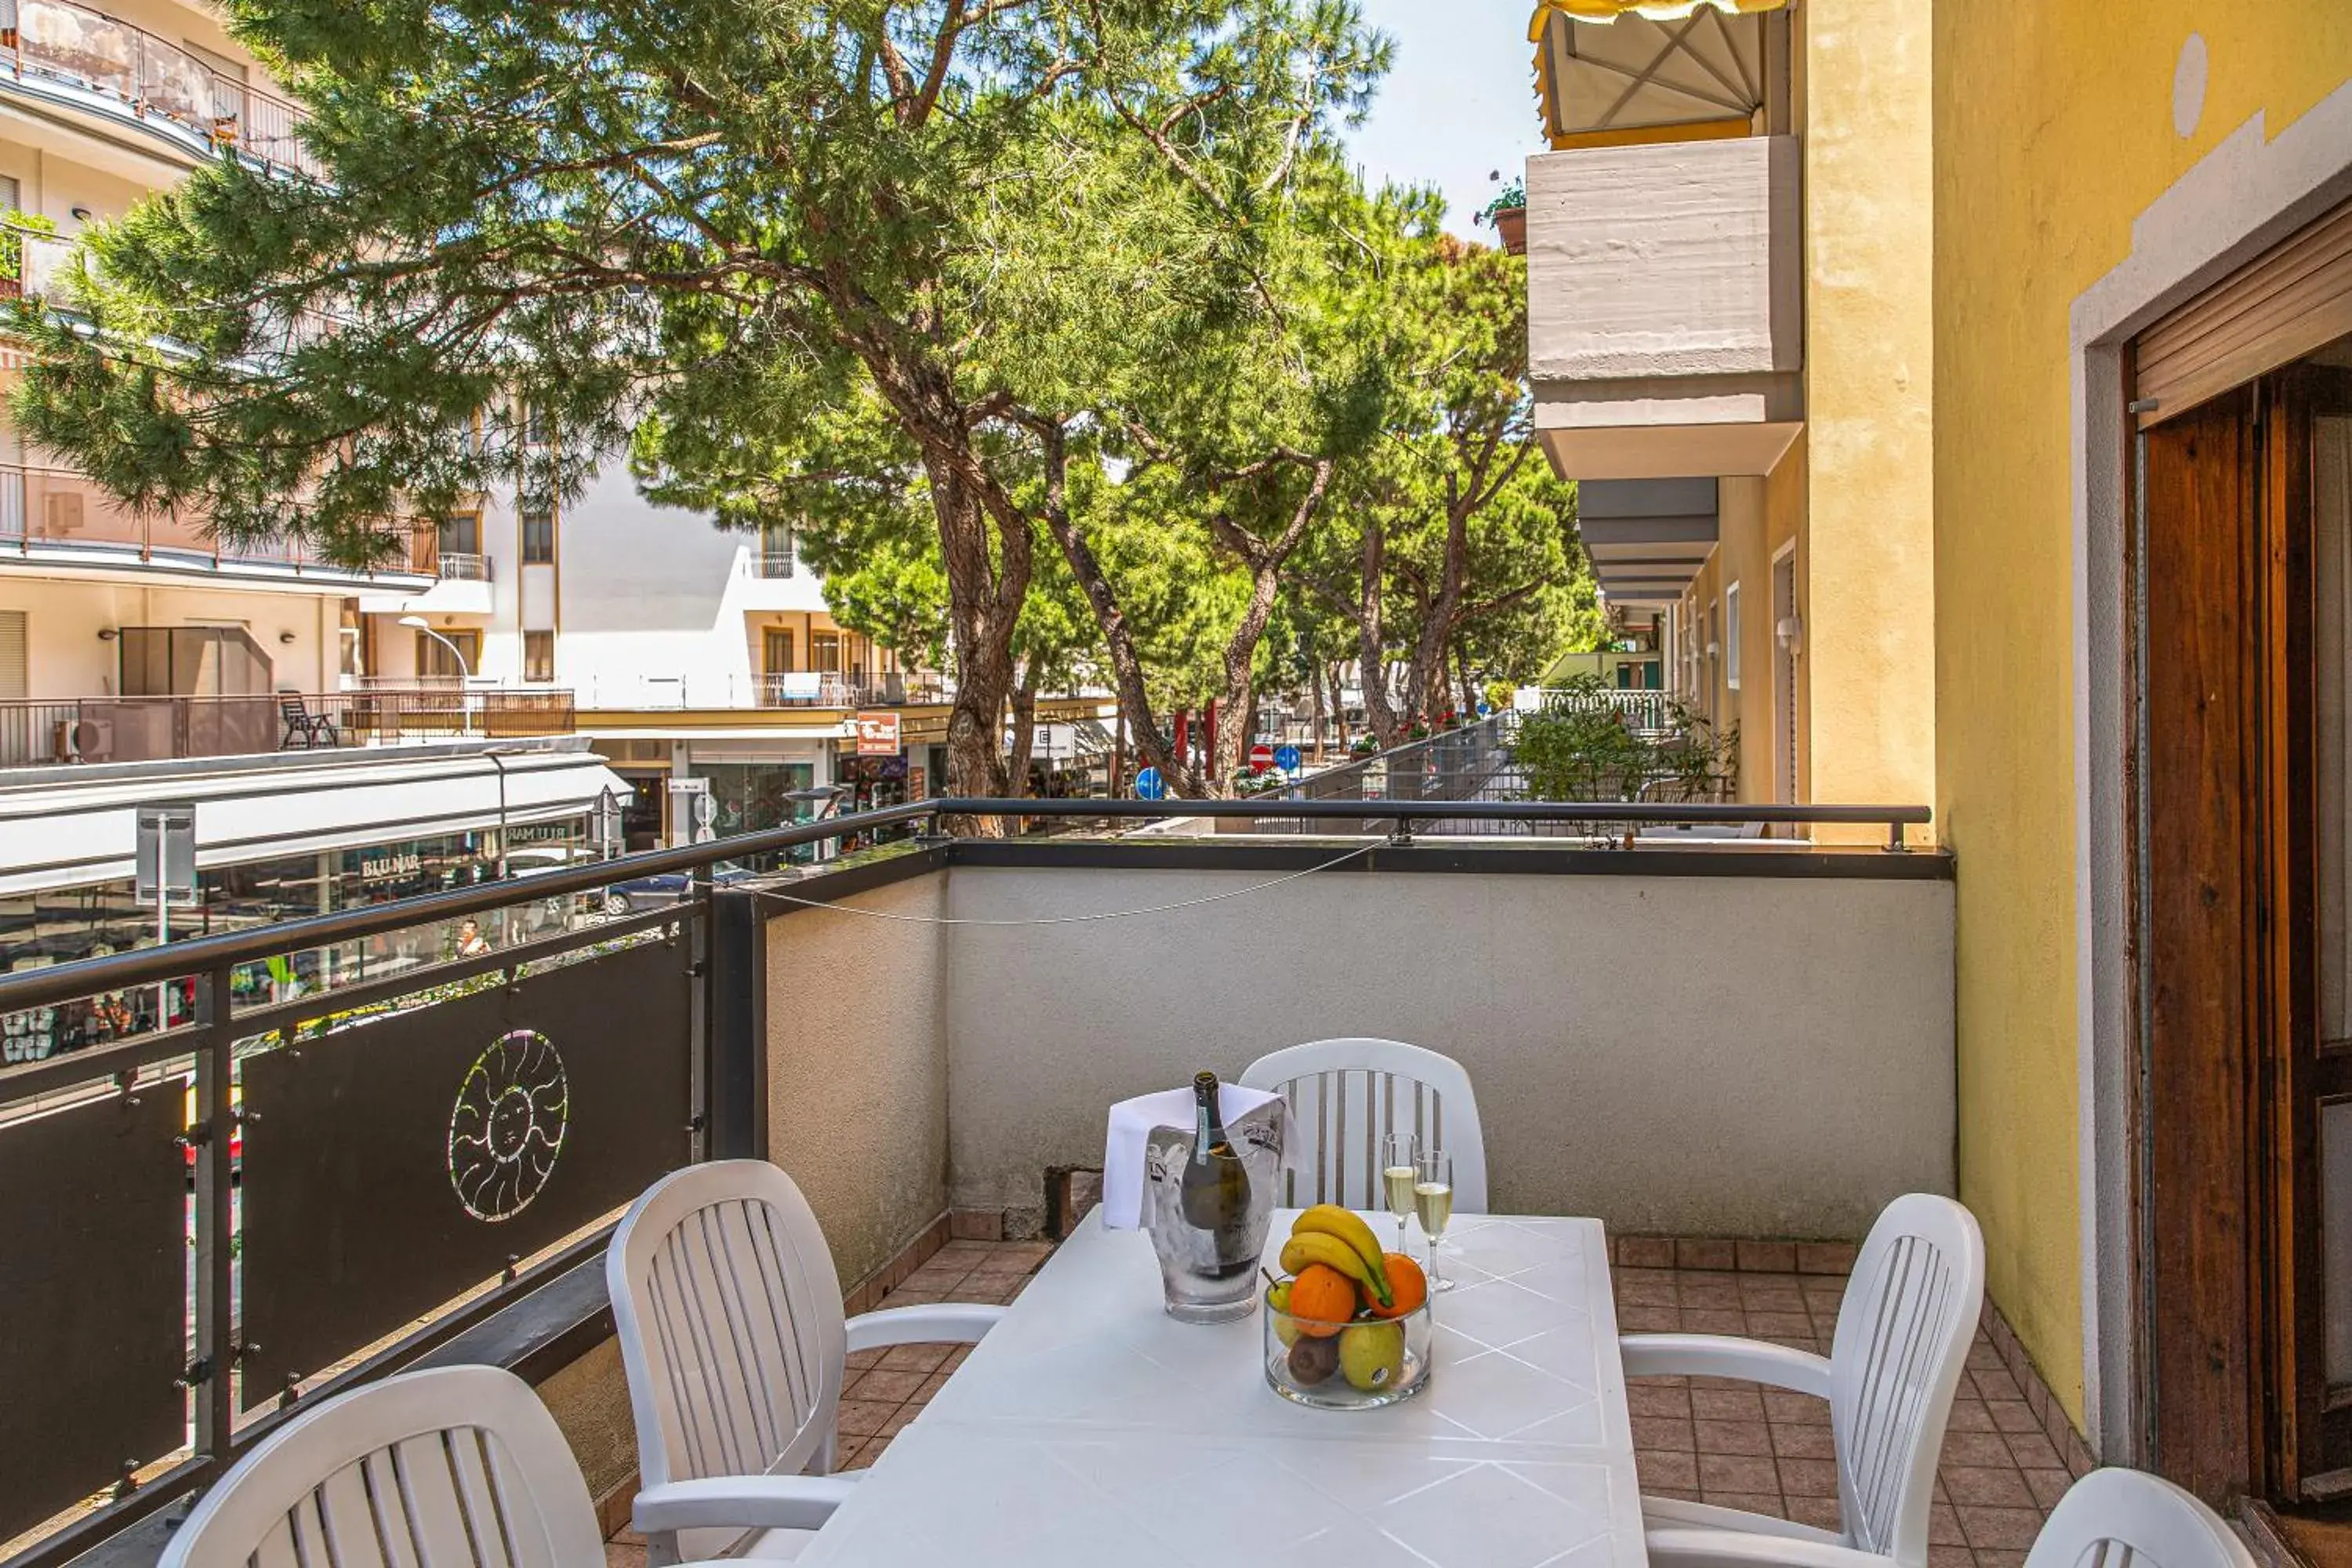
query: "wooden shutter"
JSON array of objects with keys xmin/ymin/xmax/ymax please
[
  {"xmin": 0, "ymin": 610, "xmax": 22, "ymax": 699},
  {"xmin": 2137, "ymin": 198, "xmax": 2352, "ymax": 429}
]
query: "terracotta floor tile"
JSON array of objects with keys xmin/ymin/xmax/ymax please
[
  {"xmin": 1931, "ymin": 1503, "xmax": 1968, "ymax": 1544},
  {"xmin": 1929, "ymin": 1544, "xmax": 1977, "ymax": 1568},
  {"xmin": 847, "ymin": 1436, "xmax": 892, "ymax": 1470},
  {"xmin": 1977, "ymin": 1552, "xmax": 2032, "ymax": 1568},
  {"xmin": 1693, "ymin": 1418, "xmax": 1773, "ymax": 1456},
  {"xmin": 1745, "ymin": 1312, "xmax": 1817, "ymax": 1340},
  {"xmin": 2003, "ymin": 1431, "xmax": 2063, "ymax": 1471},
  {"xmin": 1737, "ymin": 1284, "xmax": 1808, "ymax": 1312},
  {"xmin": 1777, "ymin": 1456, "xmax": 1840, "ymax": 1497},
  {"xmin": 1630, "ymin": 1384, "xmax": 1694, "ymax": 1418},
  {"xmin": 915, "ymin": 1370, "xmax": 953, "ymax": 1401},
  {"xmin": 1619, "ymin": 1304, "xmax": 1682, "ymax": 1332},
  {"xmin": 1682, "ymin": 1309, "xmax": 1749, "ymax": 1335},
  {"xmin": 605, "ymin": 1544, "xmax": 650, "ymax": 1568},
  {"xmin": 2023, "ymin": 1469, "xmax": 2074, "ymax": 1512},
  {"xmin": 844, "ymin": 1349, "xmax": 885, "ymax": 1372},
  {"xmin": 1969, "ymin": 1367, "xmax": 2026, "ymax": 1403},
  {"xmin": 1633, "ymin": 1415, "xmax": 1697, "ymax": 1451},
  {"xmin": 1763, "ymin": 1391, "xmax": 1831, "ymax": 1425},
  {"xmin": 879, "ymin": 1403, "xmax": 923, "ymax": 1437},
  {"xmin": 1679, "ymin": 1281, "xmax": 1744, "ymax": 1311},
  {"xmin": 1620, "ymin": 1274, "xmax": 1681, "ymax": 1306},
  {"xmin": 1957, "ymin": 1507, "xmax": 2045, "ymax": 1552},
  {"xmin": 1942, "ymin": 1430, "xmax": 2016, "ymax": 1469},
  {"xmin": 835, "ymin": 1398, "xmax": 902, "ymax": 1438},
  {"xmin": 1635, "ymin": 1450, "xmax": 1700, "ymax": 1489},
  {"xmin": 1648, "ymin": 1487, "xmax": 1705, "ymax": 1505},
  {"xmin": 1769, "ymin": 1423, "xmax": 1836, "ymax": 1459},
  {"xmin": 1942, "ymin": 1465, "xmax": 2036, "ymax": 1508},
  {"xmin": 1737, "ymin": 1240, "xmax": 1799, "ymax": 1273},
  {"xmin": 943, "ymin": 1345, "xmax": 974, "ymax": 1370},
  {"xmin": 1618, "ymin": 1239, "xmax": 1678, "ymax": 1269},
  {"xmin": 1690, "ymin": 1388, "xmax": 1766, "ymax": 1421},
  {"xmin": 1946, "ymin": 1398, "xmax": 1996, "ymax": 1431},
  {"xmin": 877, "ymin": 1344, "xmax": 954, "ymax": 1374},
  {"xmin": 1985, "ymin": 1399, "xmax": 2040, "ymax": 1434},
  {"xmin": 1697, "ymin": 1453, "xmax": 1780, "ymax": 1494},
  {"xmin": 848, "ymin": 1368, "xmax": 930, "ymax": 1404},
  {"xmin": 1786, "ymin": 1496, "xmax": 1843, "ymax": 1532}
]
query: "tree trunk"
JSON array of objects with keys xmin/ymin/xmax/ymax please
[
  {"xmin": 1310, "ymin": 662, "xmax": 1327, "ymax": 761},
  {"xmin": 1356, "ymin": 517, "xmax": 1406, "ymax": 748},
  {"xmin": 930, "ymin": 463, "xmax": 1025, "ymax": 816},
  {"xmin": 1006, "ymin": 666, "xmax": 1040, "ymax": 833},
  {"xmin": 1109, "ymin": 708, "xmax": 1127, "ymax": 799},
  {"xmin": 1207, "ymin": 460, "xmax": 1334, "ymax": 793}
]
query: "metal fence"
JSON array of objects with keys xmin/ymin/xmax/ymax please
[
  {"xmin": 2, "ymin": 0, "xmax": 320, "ymax": 176},
  {"xmin": 0, "ymin": 689, "xmax": 576, "ymax": 768},
  {"xmin": 0, "ymin": 793, "xmax": 1932, "ymax": 1566}
]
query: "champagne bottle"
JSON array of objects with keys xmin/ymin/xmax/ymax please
[{"xmin": 1180, "ymin": 1070, "xmax": 1254, "ymax": 1272}]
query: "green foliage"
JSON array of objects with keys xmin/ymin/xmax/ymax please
[
  {"xmin": 1512, "ymin": 673, "xmax": 1738, "ymax": 803},
  {"xmin": 1479, "ymin": 180, "xmax": 1526, "ymax": 221}
]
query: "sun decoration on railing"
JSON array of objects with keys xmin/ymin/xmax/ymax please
[{"xmin": 447, "ymin": 1029, "xmax": 570, "ymax": 1222}]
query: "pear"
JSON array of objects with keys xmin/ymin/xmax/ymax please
[
  {"xmin": 1266, "ymin": 1279, "xmax": 1299, "ymax": 1348},
  {"xmin": 1339, "ymin": 1320, "xmax": 1406, "ymax": 1392}
]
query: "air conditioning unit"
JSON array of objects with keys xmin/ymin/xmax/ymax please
[{"xmin": 56, "ymin": 717, "xmax": 113, "ymax": 762}]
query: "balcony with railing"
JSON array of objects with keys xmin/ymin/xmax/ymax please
[
  {"xmin": 0, "ymin": 462, "xmax": 435, "ymax": 588},
  {"xmin": 0, "ymin": 0, "xmax": 319, "ymax": 176},
  {"xmin": 0, "ymin": 687, "xmax": 576, "ymax": 768},
  {"xmin": 0, "ymin": 786, "xmax": 1953, "ymax": 1566}
]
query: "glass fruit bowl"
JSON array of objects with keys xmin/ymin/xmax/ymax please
[{"xmin": 1261, "ymin": 1276, "xmax": 1433, "ymax": 1409}]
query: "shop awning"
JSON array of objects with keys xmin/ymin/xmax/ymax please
[
  {"xmin": 0, "ymin": 739, "xmax": 633, "ymax": 896},
  {"xmin": 1530, "ymin": 1, "xmax": 1784, "ymax": 147}
]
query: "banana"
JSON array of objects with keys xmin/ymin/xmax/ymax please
[
  {"xmin": 1293, "ymin": 1205, "xmax": 1388, "ymax": 1281},
  {"xmin": 1279, "ymin": 1232, "xmax": 1394, "ymax": 1308}
]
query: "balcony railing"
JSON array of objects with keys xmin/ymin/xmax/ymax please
[
  {"xmin": 0, "ymin": 688, "xmax": 576, "ymax": 768},
  {"xmin": 1541, "ymin": 684, "xmax": 1679, "ymax": 735},
  {"xmin": 434, "ymin": 550, "xmax": 492, "ymax": 581},
  {"xmin": 0, "ymin": 793, "xmax": 1945, "ymax": 1566},
  {"xmin": 0, "ymin": 463, "xmax": 432, "ymax": 581},
  {"xmin": 1, "ymin": 0, "xmax": 319, "ymax": 176},
  {"xmin": 752, "ymin": 549, "xmax": 797, "ymax": 579}
]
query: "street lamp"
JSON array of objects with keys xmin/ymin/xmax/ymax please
[{"xmin": 398, "ymin": 615, "xmax": 476, "ymax": 735}]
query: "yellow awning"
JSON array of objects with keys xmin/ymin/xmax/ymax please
[{"xmin": 1529, "ymin": 0, "xmax": 1787, "ymax": 28}]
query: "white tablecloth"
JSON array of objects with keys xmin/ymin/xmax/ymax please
[{"xmin": 797, "ymin": 1210, "xmax": 1648, "ymax": 1568}]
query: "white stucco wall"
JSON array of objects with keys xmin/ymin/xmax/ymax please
[
  {"xmin": 940, "ymin": 862, "xmax": 1955, "ymax": 1240},
  {"xmin": 2, "ymin": 576, "xmax": 340, "ymax": 697},
  {"xmin": 765, "ymin": 873, "xmax": 950, "ymax": 1288}
]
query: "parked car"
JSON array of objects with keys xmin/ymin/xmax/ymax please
[{"xmin": 601, "ymin": 860, "xmax": 760, "ymax": 915}]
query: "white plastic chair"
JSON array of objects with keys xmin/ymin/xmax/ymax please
[
  {"xmin": 1632, "ymin": 1193, "xmax": 1986, "ymax": 1568},
  {"xmin": 608, "ymin": 1160, "xmax": 1006, "ymax": 1566},
  {"xmin": 1240, "ymin": 1037, "xmax": 1490, "ymax": 1213},
  {"xmin": 158, "ymin": 1364, "xmax": 746, "ymax": 1568},
  {"xmin": 2020, "ymin": 1469, "xmax": 2255, "ymax": 1568}
]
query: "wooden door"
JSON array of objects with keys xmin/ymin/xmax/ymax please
[
  {"xmin": 2140, "ymin": 358, "xmax": 2352, "ymax": 1512},
  {"xmin": 2140, "ymin": 384, "xmax": 2267, "ymax": 1505}
]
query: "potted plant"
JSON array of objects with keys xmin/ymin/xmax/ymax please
[{"xmin": 1479, "ymin": 180, "xmax": 1527, "ymax": 256}]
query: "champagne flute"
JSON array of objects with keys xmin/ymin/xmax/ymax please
[
  {"xmin": 1415, "ymin": 1149, "xmax": 1456, "ymax": 1294},
  {"xmin": 1381, "ymin": 1133, "xmax": 1420, "ymax": 1251}
]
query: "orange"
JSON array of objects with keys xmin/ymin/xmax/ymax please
[
  {"xmin": 1370, "ymin": 1252, "xmax": 1427, "ymax": 1319},
  {"xmin": 1287, "ymin": 1264, "xmax": 1359, "ymax": 1337}
]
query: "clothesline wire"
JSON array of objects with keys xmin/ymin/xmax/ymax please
[{"xmin": 746, "ymin": 839, "xmax": 1382, "ymax": 926}]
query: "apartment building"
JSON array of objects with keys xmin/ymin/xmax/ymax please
[{"xmin": 1523, "ymin": 0, "xmax": 1933, "ymax": 822}]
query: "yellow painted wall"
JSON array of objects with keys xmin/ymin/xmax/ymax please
[
  {"xmin": 1933, "ymin": 1, "xmax": 2352, "ymax": 1427},
  {"xmin": 1801, "ymin": 0, "xmax": 1936, "ymax": 829},
  {"xmin": 1679, "ymin": 465, "xmax": 1802, "ymax": 804}
]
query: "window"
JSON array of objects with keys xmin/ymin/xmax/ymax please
[
  {"xmin": 759, "ymin": 523, "xmax": 796, "ymax": 579},
  {"xmin": 523, "ymin": 630, "xmax": 554, "ymax": 684},
  {"xmin": 521, "ymin": 401, "xmax": 548, "ymax": 446},
  {"xmin": 415, "ymin": 628, "xmax": 480, "ymax": 680},
  {"xmin": 0, "ymin": 609, "xmax": 24, "ymax": 701},
  {"xmin": 521, "ymin": 506, "xmax": 554, "ymax": 564},
  {"xmin": 437, "ymin": 512, "xmax": 481, "ymax": 557},
  {"xmin": 762, "ymin": 628, "xmax": 795, "ymax": 674},
  {"xmin": 1725, "ymin": 582, "xmax": 1743, "ymax": 691},
  {"xmin": 810, "ymin": 630, "xmax": 842, "ymax": 673}
]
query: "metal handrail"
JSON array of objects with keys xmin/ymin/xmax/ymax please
[
  {"xmin": 0, "ymin": 796, "xmax": 1933, "ymax": 1017},
  {"xmin": 1, "ymin": 0, "xmax": 318, "ymax": 176}
]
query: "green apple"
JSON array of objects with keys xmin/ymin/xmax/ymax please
[{"xmin": 1267, "ymin": 1279, "xmax": 1299, "ymax": 1348}]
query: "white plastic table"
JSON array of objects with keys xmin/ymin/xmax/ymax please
[{"xmin": 797, "ymin": 1209, "xmax": 1649, "ymax": 1568}]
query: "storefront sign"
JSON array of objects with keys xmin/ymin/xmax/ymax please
[
  {"xmin": 855, "ymin": 710, "xmax": 902, "ymax": 757},
  {"xmin": 358, "ymin": 850, "xmax": 424, "ymax": 884}
]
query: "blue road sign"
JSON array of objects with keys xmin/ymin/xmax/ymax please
[
  {"xmin": 1134, "ymin": 767, "xmax": 1167, "ymax": 800},
  {"xmin": 1274, "ymin": 745, "xmax": 1302, "ymax": 772}
]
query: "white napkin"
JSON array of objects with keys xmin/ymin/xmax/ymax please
[{"xmin": 1102, "ymin": 1083, "xmax": 1288, "ymax": 1230}]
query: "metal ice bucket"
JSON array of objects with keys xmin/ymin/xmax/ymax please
[{"xmin": 1142, "ymin": 1099, "xmax": 1285, "ymax": 1323}]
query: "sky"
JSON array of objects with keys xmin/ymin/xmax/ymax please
[{"xmin": 1342, "ymin": 0, "xmax": 1552, "ymax": 238}]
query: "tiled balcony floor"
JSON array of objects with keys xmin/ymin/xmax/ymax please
[{"xmin": 608, "ymin": 1237, "xmax": 2063, "ymax": 1568}]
